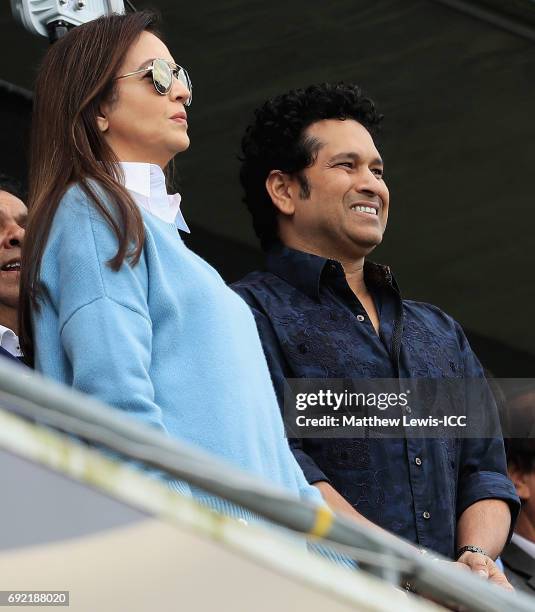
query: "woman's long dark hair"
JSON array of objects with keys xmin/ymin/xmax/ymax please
[{"xmin": 20, "ymin": 11, "xmax": 162, "ymax": 366}]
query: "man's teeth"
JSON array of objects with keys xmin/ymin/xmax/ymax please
[
  {"xmin": 351, "ymin": 205, "xmax": 377, "ymax": 215},
  {"xmin": 2, "ymin": 262, "xmax": 20, "ymax": 271}
]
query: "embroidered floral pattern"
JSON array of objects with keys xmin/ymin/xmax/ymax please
[{"xmin": 232, "ymin": 246, "xmax": 518, "ymax": 558}]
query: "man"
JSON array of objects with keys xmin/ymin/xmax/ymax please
[
  {"xmin": 0, "ymin": 173, "xmax": 26, "ymax": 361},
  {"xmin": 501, "ymin": 388, "xmax": 535, "ymax": 593},
  {"xmin": 232, "ymin": 83, "xmax": 519, "ymax": 587}
]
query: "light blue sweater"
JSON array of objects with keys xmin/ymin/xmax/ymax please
[{"xmin": 33, "ymin": 184, "xmax": 321, "ymax": 507}]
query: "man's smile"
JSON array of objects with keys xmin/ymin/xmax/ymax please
[
  {"xmin": 349, "ymin": 200, "xmax": 380, "ymax": 217},
  {"xmin": 350, "ymin": 204, "xmax": 378, "ymax": 216},
  {"xmin": 0, "ymin": 257, "xmax": 21, "ymax": 273}
]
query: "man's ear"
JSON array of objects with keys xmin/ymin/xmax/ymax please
[
  {"xmin": 509, "ymin": 465, "xmax": 531, "ymax": 501},
  {"xmin": 265, "ymin": 170, "xmax": 296, "ymax": 216}
]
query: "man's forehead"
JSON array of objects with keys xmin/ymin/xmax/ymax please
[
  {"xmin": 305, "ymin": 118, "xmax": 380, "ymax": 156},
  {"xmin": 0, "ymin": 191, "xmax": 27, "ymax": 216}
]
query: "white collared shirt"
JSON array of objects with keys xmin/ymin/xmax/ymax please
[
  {"xmin": 118, "ymin": 162, "xmax": 190, "ymax": 232},
  {"xmin": 511, "ymin": 532, "xmax": 535, "ymax": 559},
  {"xmin": 0, "ymin": 324, "xmax": 21, "ymax": 357}
]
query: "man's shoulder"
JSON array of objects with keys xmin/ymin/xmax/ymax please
[
  {"xmin": 232, "ymin": 269, "xmax": 272, "ymax": 286},
  {"xmin": 403, "ymin": 298, "xmax": 460, "ymax": 331},
  {"xmin": 232, "ymin": 270, "xmax": 287, "ymax": 298}
]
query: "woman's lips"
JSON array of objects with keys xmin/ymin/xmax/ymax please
[{"xmin": 170, "ymin": 112, "xmax": 187, "ymax": 124}]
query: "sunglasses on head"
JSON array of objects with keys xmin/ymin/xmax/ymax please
[{"xmin": 116, "ymin": 58, "xmax": 192, "ymax": 106}]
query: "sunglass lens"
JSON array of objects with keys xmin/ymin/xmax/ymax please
[{"xmin": 152, "ymin": 59, "xmax": 172, "ymax": 94}]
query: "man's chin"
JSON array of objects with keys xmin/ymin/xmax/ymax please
[
  {"xmin": 0, "ymin": 293, "xmax": 19, "ymax": 310},
  {"xmin": 351, "ymin": 232, "xmax": 383, "ymax": 253}
]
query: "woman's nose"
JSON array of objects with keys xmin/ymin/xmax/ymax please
[{"xmin": 170, "ymin": 78, "xmax": 191, "ymax": 106}]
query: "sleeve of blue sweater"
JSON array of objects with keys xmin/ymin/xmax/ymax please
[
  {"xmin": 61, "ymin": 298, "xmax": 165, "ymax": 429},
  {"xmin": 48, "ymin": 188, "xmax": 166, "ymax": 433}
]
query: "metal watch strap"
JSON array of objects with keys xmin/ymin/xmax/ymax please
[{"xmin": 456, "ymin": 545, "xmax": 489, "ymax": 559}]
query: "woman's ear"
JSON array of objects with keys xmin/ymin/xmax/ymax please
[
  {"xmin": 265, "ymin": 170, "xmax": 296, "ymax": 216},
  {"xmin": 96, "ymin": 106, "xmax": 109, "ymax": 133}
]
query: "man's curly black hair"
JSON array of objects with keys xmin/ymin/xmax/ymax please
[
  {"xmin": 0, "ymin": 173, "xmax": 25, "ymax": 201},
  {"xmin": 239, "ymin": 82, "xmax": 383, "ymax": 251}
]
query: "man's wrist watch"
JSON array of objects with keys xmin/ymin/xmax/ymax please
[{"xmin": 456, "ymin": 545, "xmax": 489, "ymax": 560}]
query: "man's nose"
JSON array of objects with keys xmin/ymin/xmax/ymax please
[
  {"xmin": 355, "ymin": 169, "xmax": 382, "ymax": 197},
  {"xmin": 3, "ymin": 225, "xmax": 24, "ymax": 248}
]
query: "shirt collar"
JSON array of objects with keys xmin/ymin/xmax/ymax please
[
  {"xmin": 0, "ymin": 324, "xmax": 21, "ymax": 357},
  {"xmin": 265, "ymin": 242, "xmax": 399, "ymax": 301},
  {"xmin": 118, "ymin": 162, "xmax": 190, "ymax": 233}
]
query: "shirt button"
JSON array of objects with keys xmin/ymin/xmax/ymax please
[
  {"xmin": 356, "ymin": 315, "xmax": 365, "ymax": 322},
  {"xmin": 423, "ymin": 511, "xmax": 430, "ymax": 519},
  {"xmin": 237, "ymin": 518, "xmax": 248, "ymax": 526},
  {"xmin": 415, "ymin": 457, "xmax": 422, "ymax": 466},
  {"xmin": 405, "ymin": 406, "xmax": 412, "ymax": 414}
]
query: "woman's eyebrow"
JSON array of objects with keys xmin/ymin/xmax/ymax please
[{"xmin": 135, "ymin": 57, "xmax": 156, "ymax": 71}]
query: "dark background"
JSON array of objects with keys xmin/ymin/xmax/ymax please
[{"xmin": 1, "ymin": 0, "xmax": 535, "ymax": 376}]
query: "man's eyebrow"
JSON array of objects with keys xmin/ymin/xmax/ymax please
[{"xmin": 329, "ymin": 152, "xmax": 384, "ymax": 166}]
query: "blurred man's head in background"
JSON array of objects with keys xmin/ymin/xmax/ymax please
[
  {"xmin": 504, "ymin": 388, "xmax": 535, "ymax": 541},
  {"xmin": 0, "ymin": 174, "xmax": 26, "ymax": 331}
]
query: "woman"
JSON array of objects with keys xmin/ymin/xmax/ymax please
[{"xmin": 20, "ymin": 12, "xmax": 322, "ymax": 515}]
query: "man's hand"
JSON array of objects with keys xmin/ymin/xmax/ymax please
[{"xmin": 455, "ymin": 551, "xmax": 513, "ymax": 591}]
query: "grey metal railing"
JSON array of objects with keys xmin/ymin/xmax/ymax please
[{"xmin": 0, "ymin": 359, "xmax": 533, "ymax": 612}]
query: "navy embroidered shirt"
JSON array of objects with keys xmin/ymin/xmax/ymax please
[{"xmin": 232, "ymin": 244, "xmax": 519, "ymax": 558}]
